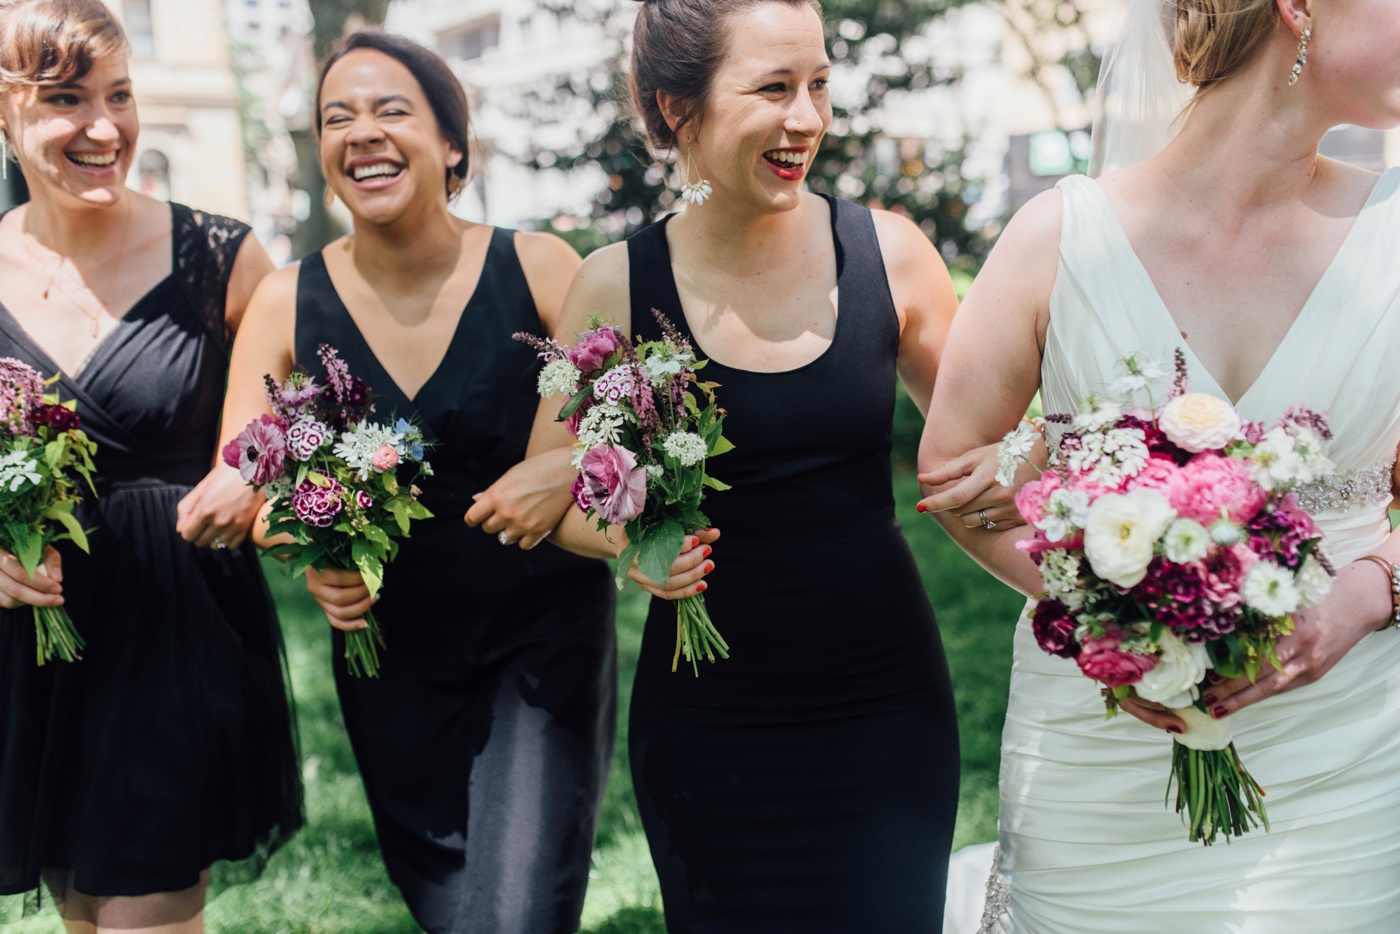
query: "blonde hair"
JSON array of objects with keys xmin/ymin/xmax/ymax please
[
  {"xmin": 0, "ymin": 0, "xmax": 128, "ymax": 93},
  {"xmin": 1171, "ymin": 0, "xmax": 1280, "ymax": 89}
]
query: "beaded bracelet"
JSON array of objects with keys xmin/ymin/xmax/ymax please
[{"xmin": 1357, "ymin": 555, "xmax": 1400, "ymax": 631}]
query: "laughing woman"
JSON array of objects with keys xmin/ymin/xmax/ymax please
[
  {"xmin": 217, "ymin": 31, "xmax": 616, "ymax": 934},
  {"xmin": 0, "ymin": 0, "xmax": 302, "ymax": 930}
]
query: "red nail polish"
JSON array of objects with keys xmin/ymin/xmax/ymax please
[
  {"xmin": 1167, "ymin": 725, "xmax": 1183, "ymax": 735},
  {"xmin": 916, "ymin": 502, "xmax": 927, "ymax": 513},
  {"xmin": 704, "ymin": 561, "xmax": 714, "ymax": 573},
  {"xmin": 697, "ymin": 581, "xmax": 707, "ymax": 592},
  {"xmin": 703, "ymin": 546, "xmax": 712, "ymax": 558},
  {"xmin": 1202, "ymin": 693, "xmax": 1217, "ymax": 706},
  {"xmin": 1212, "ymin": 706, "xmax": 1229, "ymax": 719},
  {"xmin": 690, "ymin": 537, "xmax": 699, "ymax": 549}
]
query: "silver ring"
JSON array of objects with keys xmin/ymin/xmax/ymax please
[
  {"xmin": 213, "ymin": 537, "xmax": 228, "ymax": 550},
  {"xmin": 498, "ymin": 531, "xmax": 516, "ymax": 546},
  {"xmin": 979, "ymin": 509, "xmax": 997, "ymax": 531}
]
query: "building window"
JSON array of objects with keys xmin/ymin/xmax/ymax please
[
  {"xmin": 437, "ymin": 17, "xmax": 500, "ymax": 62},
  {"xmin": 124, "ymin": 0, "xmax": 154, "ymax": 59},
  {"xmin": 138, "ymin": 149, "xmax": 171, "ymax": 202}
]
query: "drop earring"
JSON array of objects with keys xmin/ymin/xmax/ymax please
[
  {"xmin": 679, "ymin": 147, "xmax": 711, "ymax": 206},
  {"xmin": 1288, "ymin": 25, "xmax": 1311, "ymax": 86},
  {"xmin": 324, "ymin": 186, "xmax": 335, "ymax": 206},
  {"xmin": 2, "ymin": 133, "xmax": 8, "ymax": 182}
]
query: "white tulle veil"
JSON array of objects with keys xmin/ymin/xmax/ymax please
[{"xmin": 1089, "ymin": 0, "xmax": 1195, "ymax": 176}]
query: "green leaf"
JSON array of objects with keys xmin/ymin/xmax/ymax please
[
  {"xmin": 295, "ymin": 460, "xmax": 310, "ymax": 489},
  {"xmin": 557, "ymin": 385, "xmax": 593, "ymax": 422},
  {"xmin": 44, "ymin": 501, "xmax": 89, "ymax": 553},
  {"xmin": 381, "ymin": 472, "xmax": 399, "ymax": 496},
  {"xmin": 708, "ymin": 434, "xmax": 735, "ymax": 457},
  {"xmin": 636, "ymin": 517, "xmax": 685, "ymax": 587},
  {"xmin": 406, "ymin": 501, "xmax": 432, "ymax": 520},
  {"xmin": 351, "ymin": 537, "xmax": 384, "ymax": 596},
  {"xmin": 388, "ymin": 500, "xmax": 410, "ymax": 535},
  {"xmin": 364, "ymin": 524, "xmax": 391, "ymax": 549},
  {"xmin": 44, "ymin": 440, "xmax": 65, "ymax": 471},
  {"xmin": 307, "ymin": 471, "xmax": 332, "ymax": 489},
  {"xmin": 702, "ymin": 474, "xmax": 733, "ymax": 492},
  {"xmin": 615, "ymin": 539, "xmax": 640, "ymax": 591},
  {"xmin": 11, "ymin": 523, "xmax": 42, "ymax": 577}
]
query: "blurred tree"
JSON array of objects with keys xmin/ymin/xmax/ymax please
[{"xmin": 288, "ymin": 0, "xmax": 393, "ymax": 257}]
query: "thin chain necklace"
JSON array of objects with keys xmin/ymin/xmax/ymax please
[{"xmin": 26, "ymin": 201, "xmax": 133, "ymax": 339}]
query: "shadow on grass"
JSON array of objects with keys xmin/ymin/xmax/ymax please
[{"xmin": 583, "ymin": 906, "xmax": 667, "ymax": 934}]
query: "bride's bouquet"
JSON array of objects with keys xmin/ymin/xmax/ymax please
[
  {"xmin": 517, "ymin": 310, "xmax": 732, "ymax": 675},
  {"xmin": 223, "ymin": 345, "xmax": 432, "ymax": 678},
  {"xmin": 998, "ymin": 350, "xmax": 1334, "ymax": 845},
  {"xmin": 0, "ymin": 359, "xmax": 96, "ymax": 665}
]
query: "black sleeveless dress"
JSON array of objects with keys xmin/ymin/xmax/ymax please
[
  {"xmin": 294, "ymin": 229, "xmax": 616, "ymax": 934},
  {"xmin": 627, "ymin": 197, "xmax": 959, "ymax": 932},
  {"xmin": 0, "ymin": 204, "xmax": 303, "ymax": 907}
]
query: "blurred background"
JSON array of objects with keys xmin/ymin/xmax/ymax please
[{"xmin": 2, "ymin": 1, "xmax": 1395, "ymax": 931}]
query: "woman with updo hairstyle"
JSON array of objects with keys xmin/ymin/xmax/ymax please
[
  {"xmin": 921, "ymin": 0, "xmax": 1400, "ymax": 927},
  {"xmin": 220, "ymin": 29, "xmax": 618, "ymax": 933},
  {"xmin": 539, "ymin": 0, "xmax": 1026, "ymax": 927},
  {"xmin": 0, "ymin": 0, "xmax": 302, "ymax": 929}
]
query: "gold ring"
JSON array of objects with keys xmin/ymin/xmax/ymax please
[{"xmin": 979, "ymin": 509, "xmax": 997, "ymax": 531}]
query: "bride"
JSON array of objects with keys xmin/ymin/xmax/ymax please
[{"xmin": 919, "ymin": 0, "xmax": 1400, "ymax": 929}]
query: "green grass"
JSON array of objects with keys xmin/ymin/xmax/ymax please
[{"xmin": 7, "ymin": 473, "xmax": 1019, "ymax": 932}]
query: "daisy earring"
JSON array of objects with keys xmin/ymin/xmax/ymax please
[{"xmin": 679, "ymin": 147, "xmax": 711, "ymax": 206}]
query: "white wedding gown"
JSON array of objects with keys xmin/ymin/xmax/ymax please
[{"xmin": 969, "ymin": 169, "xmax": 1400, "ymax": 933}]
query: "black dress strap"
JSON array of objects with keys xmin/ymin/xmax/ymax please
[{"xmin": 171, "ymin": 203, "xmax": 252, "ymax": 353}]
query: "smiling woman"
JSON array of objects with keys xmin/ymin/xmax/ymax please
[{"xmin": 218, "ymin": 30, "xmax": 619, "ymax": 934}]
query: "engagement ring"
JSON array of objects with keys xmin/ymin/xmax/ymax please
[
  {"xmin": 498, "ymin": 531, "xmax": 516, "ymax": 546},
  {"xmin": 979, "ymin": 509, "xmax": 997, "ymax": 531},
  {"xmin": 213, "ymin": 537, "xmax": 228, "ymax": 550}
]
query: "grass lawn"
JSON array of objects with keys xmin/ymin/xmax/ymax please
[{"xmin": 6, "ymin": 472, "xmax": 1022, "ymax": 933}]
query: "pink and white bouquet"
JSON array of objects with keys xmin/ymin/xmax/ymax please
[
  {"xmin": 999, "ymin": 350, "xmax": 1334, "ymax": 844},
  {"xmin": 223, "ymin": 345, "xmax": 432, "ymax": 678},
  {"xmin": 0, "ymin": 358, "xmax": 97, "ymax": 665},
  {"xmin": 517, "ymin": 311, "xmax": 732, "ymax": 675}
]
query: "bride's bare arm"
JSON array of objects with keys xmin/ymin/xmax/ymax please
[{"xmin": 914, "ymin": 190, "xmax": 1062, "ymax": 596}]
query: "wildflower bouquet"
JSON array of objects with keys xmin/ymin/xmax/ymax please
[
  {"xmin": 223, "ymin": 345, "xmax": 432, "ymax": 678},
  {"xmin": 999, "ymin": 350, "xmax": 1334, "ymax": 844},
  {"xmin": 0, "ymin": 358, "xmax": 97, "ymax": 664},
  {"xmin": 518, "ymin": 310, "xmax": 732, "ymax": 675}
]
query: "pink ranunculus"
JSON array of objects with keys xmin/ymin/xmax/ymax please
[
  {"xmin": 371, "ymin": 444, "xmax": 400, "ymax": 472},
  {"xmin": 1124, "ymin": 455, "xmax": 1189, "ymax": 510},
  {"xmin": 1014, "ymin": 470, "xmax": 1062, "ymax": 526},
  {"xmin": 1177, "ymin": 454, "xmax": 1266, "ymax": 524},
  {"xmin": 223, "ymin": 413, "xmax": 287, "ymax": 485},
  {"xmin": 578, "ymin": 444, "xmax": 646, "ymax": 524},
  {"xmin": 292, "ymin": 478, "xmax": 344, "ymax": 528},
  {"xmin": 1076, "ymin": 627, "xmax": 1157, "ymax": 687},
  {"xmin": 568, "ymin": 327, "xmax": 624, "ymax": 374},
  {"xmin": 1032, "ymin": 599, "xmax": 1079, "ymax": 659}
]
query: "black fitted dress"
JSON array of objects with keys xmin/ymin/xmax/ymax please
[
  {"xmin": 627, "ymin": 197, "xmax": 959, "ymax": 932},
  {"xmin": 0, "ymin": 205, "xmax": 303, "ymax": 909},
  {"xmin": 294, "ymin": 229, "xmax": 616, "ymax": 934}
]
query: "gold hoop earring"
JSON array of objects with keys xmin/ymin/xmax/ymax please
[
  {"xmin": 679, "ymin": 147, "xmax": 712, "ymax": 206},
  {"xmin": 324, "ymin": 186, "xmax": 335, "ymax": 207},
  {"xmin": 1288, "ymin": 25, "xmax": 1311, "ymax": 86}
]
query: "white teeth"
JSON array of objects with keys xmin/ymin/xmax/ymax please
[
  {"xmin": 69, "ymin": 152, "xmax": 116, "ymax": 166},
  {"xmin": 764, "ymin": 150, "xmax": 807, "ymax": 165},
  {"xmin": 352, "ymin": 163, "xmax": 402, "ymax": 181}
]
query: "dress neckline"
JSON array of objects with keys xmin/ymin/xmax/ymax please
[
  {"xmin": 1076, "ymin": 170, "xmax": 1395, "ymax": 408},
  {"xmin": 309, "ymin": 228, "xmax": 498, "ymax": 409},
  {"xmin": 653, "ymin": 193, "xmax": 843, "ymax": 377}
]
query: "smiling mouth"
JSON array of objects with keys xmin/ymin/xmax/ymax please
[
  {"xmin": 67, "ymin": 151, "xmax": 118, "ymax": 167},
  {"xmin": 763, "ymin": 149, "xmax": 808, "ymax": 169},
  {"xmin": 350, "ymin": 161, "xmax": 404, "ymax": 182}
]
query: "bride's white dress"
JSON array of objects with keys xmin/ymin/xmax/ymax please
[{"xmin": 983, "ymin": 169, "xmax": 1400, "ymax": 933}]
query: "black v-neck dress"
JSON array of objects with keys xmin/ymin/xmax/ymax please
[
  {"xmin": 0, "ymin": 204, "xmax": 304, "ymax": 904},
  {"xmin": 626, "ymin": 197, "xmax": 959, "ymax": 931},
  {"xmin": 294, "ymin": 229, "xmax": 616, "ymax": 934}
]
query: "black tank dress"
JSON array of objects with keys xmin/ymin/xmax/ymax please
[
  {"xmin": 626, "ymin": 197, "xmax": 959, "ymax": 932},
  {"xmin": 294, "ymin": 229, "xmax": 616, "ymax": 934},
  {"xmin": 0, "ymin": 205, "xmax": 303, "ymax": 908}
]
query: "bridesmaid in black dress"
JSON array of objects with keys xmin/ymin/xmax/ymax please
[
  {"xmin": 0, "ymin": 1, "xmax": 302, "ymax": 930},
  {"xmin": 543, "ymin": 0, "xmax": 1023, "ymax": 929},
  {"xmin": 219, "ymin": 32, "xmax": 616, "ymax": 934}
]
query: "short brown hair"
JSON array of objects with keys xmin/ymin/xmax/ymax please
[
  {"xmin": 0, "ymin": 0, "xmax": 128, "ymax": 92},
  {"xmin": 1171, "ymin": 0, "xmax": 1279, "ymax": 89},
  {"xmin": 314, "ymin": 30, "xmax": 473, "ymax": 198},
  {"xmin": 629, "ymin": 0, "xmax": 822, "ymax": 152}
]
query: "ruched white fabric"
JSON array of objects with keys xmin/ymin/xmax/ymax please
[{"xmin": 993, "ymin": 169, "xmax": 1400, "ymax": 933}]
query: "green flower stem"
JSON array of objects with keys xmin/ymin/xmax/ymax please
[
  {"xmin": 1171, "ymin": 740, "xmax": 1268, "ymax": 845},
  {"xmin": 34, "ymin": 604, "xmax": 84, "ymax": 665},
  {"xmin": 343, "ymin": 609, "xmax": 384, "ymax": 678},
  {"xmin": 670, "ymin": 594, "xmax": 729, "ymax": 676}
]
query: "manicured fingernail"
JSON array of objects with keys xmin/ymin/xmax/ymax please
[
  {"xmin": 702, "ymin": 546, "xmax": 712, "ymax": 558},
  {"xmin": 916, "ymin": 502, "xmax": 927, "ymax": 513},
  {"xmin": 1212, "ymin": 705, "xmax": 1229, "ymax": 719},
  {"xmin": 690, "ymin": 537, "xmax": 699, "ymax": 548},
  {"xmin": 1167, "ymin": 725, "xmax": 1183, "ymax": 735},
  {"xmin": 1202, "ymin": 693, "xmax": 1217, "ymax": 706},
  {"xmin": 703, "ymin": 561, "xmax": 714, "ymax": 573},
  {"xmin": 697, "ymin": 581, "xmax": 707, "ymax": 592},
  {"xmin": 1207, "ymin": 672, "xmax": 1223, "ymax": 684}
]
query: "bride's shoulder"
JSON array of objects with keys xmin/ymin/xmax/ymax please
[{"xmin": 983, "ymin": 187, "xmax": 1064, "ymax": 289}]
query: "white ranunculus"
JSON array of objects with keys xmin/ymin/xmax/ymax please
[
  {"xmin": 1159, "ymin": 392, "xmax": 1242, "ymax": 453},
  {"xmin": 1171, "ymin": 705, "xmax": 1234, "ymax": 751},
  {"xmin": 1134, "ymin": 630, "xmax": 1210, "ymax": 709},
  {"xmin": 1082, "ymin": 489, "xmax": 1177, "ymax": 588},
  {"xmin": 1242, "ymin": 562, "xmax": 1302, "ymax": 616},
  {"xmin": 1296, "ymin": 553, "xmax": 1335, "ymax": 608}
]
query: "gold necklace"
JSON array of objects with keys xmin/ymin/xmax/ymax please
[{"xmin": 28, "ymin": 201, "xmax": 133, "ymax": 339}]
